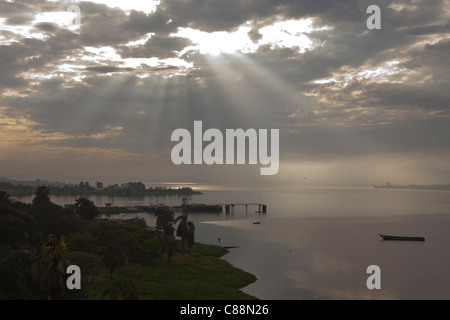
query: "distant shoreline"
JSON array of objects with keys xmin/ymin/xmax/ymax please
[
  {"xmin": 374, "ymin": 183, "xmax": 450, "ymax": 191},
  {"xmin": 2, "ymin": 188, "xmax": 203, "ymax": 197},
  {"xmin": 0, "ymin": 177, "xmax": 203, "ymax": 197}
]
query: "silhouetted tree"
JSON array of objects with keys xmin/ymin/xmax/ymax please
[
  {"xmin": 0, "ymin": 245, "xmax": 40, "ymax": 299},
  {"xmin": 186, "ymin": 221, "xmax": 195, "ymax": 249},
  {"xmin": 0, "ymin": 191, "xmax": 10, "ymax": 204},
  {"xmin": 32, "ymin": 186, "xmax": 50, "ymax": 205},
  {"xmin": 0, "ymin": 199, "xmax": 39, "ymax": 247},
  {"xmin": 154, "ymin": 207, "xmax": 176, "ymax": 262},
  {"xmin": 74, "ymin": 198, "xmax": 99, "ymax": 220},
  {"xmin": 154, "ymin": 207, "xmax": 175, "ymax": 240}
]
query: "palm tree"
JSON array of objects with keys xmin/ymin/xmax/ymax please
[
  {"xmin": 154, "ymin": 207, "xmax": 178, "ymax": 262},
  {"xmin": 186, "ymin": 221, "xmax": 195, "ymax": 249},
  {"xmin": 154, "ymin": 207, "xmax": 175, "ymax": 244},
  {"xmin": 154, "ymin": 207, "xmax": 175, "ymax": 231},
  {"xmin": 35, "ymin": 234, "xmax": 71, "ymax": 300},
  {"xmin": 175, "ymin": 213, "xmax": 188, "ymax": 254},
  {"xmin": 175, "ymin": 214, "xmax": 195, "ymax": 254}
]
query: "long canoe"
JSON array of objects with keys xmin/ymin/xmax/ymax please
[{"xmin": 378, "ymin": 234, "xmax": 425, "ymax": 241}]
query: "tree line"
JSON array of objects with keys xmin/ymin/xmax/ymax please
[
  {"xmin": 0, "ymin": 186, "xmax": 196, "ymax": 300},
  {"xmin": 0, "ymin": 180, "xmax": 202, "ymax": 196}
]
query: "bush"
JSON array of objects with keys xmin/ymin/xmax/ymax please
[
  {"xmin": 128, "ymin": 235, "xmax": 161, "ymax": 265},
  {"xmin": 30, "ymin": 201, "xmax": 82, "ymax": 239},
  {"xmin": 0, "ymin": 245, "xmax": 41, "ymax": 299},
  {"xmin": 67, "ymin": 233, "xmax": 98, "ymax": 255}
]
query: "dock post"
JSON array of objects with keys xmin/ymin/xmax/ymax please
[
  {"xmin": 262, "ymin": 205, "xmax": 267, "ymax": 214},
  {"xmin": 245, "ymin": 204, "xmax": 248, "ymax": 215}
]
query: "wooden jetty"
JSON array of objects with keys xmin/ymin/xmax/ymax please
[
  {"xmin": 174, "ymin": 198, "xmax": 268, "ymax": 214},
  {"xmin": 221, "ymin": 203, "xmax": 267, "ymax": 214}
]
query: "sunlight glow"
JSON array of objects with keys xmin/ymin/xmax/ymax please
[
  {"xmin": 174, "ymin": 18, "xmax": 322, "ymax": 56},
  {"xmin": 313, "ymin": 60, "xmax": 413, "ymax": 86},
  {"xmin": 0, "ymin": 18, "xmax": 46, "ymax": 42},
  {"xmin": 47, "ymin": 0, "xmax": 163, "ymax": 14},
  {"xmin": 125, "ymin": 33, "xmax": 154, "ymax": 47},
  {"xmin": 34, "ymin": 10, "xmax": 80, "ymax": 31},
  {"xmin": 0, "ymin": 8, "xmax": 80, "ymax": 44},
  {"xmin": 175, "ymin": 24, "xmax": 257, "ymax": 56},
  {"xmin": 0, "ymin": 108, "xmax": 128, "ymax": 158},
  {"xmin": 258, "ymin": 18, "xmax": 316, "ymax": 53},
  {"xmin": 79, "ymin": 46, "xmax": 194, "ymax": 75}
]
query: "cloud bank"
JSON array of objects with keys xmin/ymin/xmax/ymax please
[{"xmin": 0, "ymin": 0, "xmax": 449, "ymax": 187}]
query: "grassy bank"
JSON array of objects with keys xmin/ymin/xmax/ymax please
[
  {"xmin": 87, "ymin": 243, "xmax": 257, "ymax": 300},
  {"xmin": 0, "ymin": 190, "xmax": 257, "ymax": 300}
]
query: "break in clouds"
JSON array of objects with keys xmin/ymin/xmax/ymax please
[{"xmin": 0, "ymin": 0, "xmax": 449, "ymax": 187}]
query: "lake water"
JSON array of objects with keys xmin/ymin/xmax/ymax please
[{"xmin": 15, "ymin": 186, "xmax": 450, "ymax": 299}]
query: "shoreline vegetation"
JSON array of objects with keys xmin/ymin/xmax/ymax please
[
  {"xmin": 373, "ymin": 182, "xmax": 450, "ymax": 191},
  {"xmin": 0, "ymin": 186, "xmax": 257, "ymax": 300},
  {"xmin": 0, "ymin": 177, "xmax": 202, "ymax": 197}
]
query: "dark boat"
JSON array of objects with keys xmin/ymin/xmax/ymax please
[
  {"xmin": 378, "ymin": 234, "xmax": 425, "ymax": 241},
  {"xmin": 253, "ymin": 221, "xmax": 261, "ymax": 224}
]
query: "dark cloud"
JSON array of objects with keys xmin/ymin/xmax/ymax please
[
  {"xmin": 0, "ymin": 0, "xmax": 33, "ymax": 16},
  {"xmin": 77, "ymin": 2, "xmax": 141, "ymax": 46},
  {"xmin": 85, "ymin": 66, "xmax": 134, "ymax": 73},
  {"xmin": 5, "ymin": 13, "xmax": 34, "ymax": 25},
  {"xmin": 121, "ymin": 9, "xmax": 178, "ymax": 35},
  {"xmin": 0, "ymin": 28, "xmax": 79, "ymax": 90},
  {"xmin": 118, "ymin": 35, "xmax": 191, "ymax": 59},
  {"xmin": 34, "ymin": 22, "xmax": 59, "ymax": 32},
  {"xmin": 0, "ymin": 0, "xmax": 449, "ymax": 185}
]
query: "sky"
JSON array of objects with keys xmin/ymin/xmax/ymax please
[{"xmin": 0, "ymin": 0, "xmax": 449, "ymax": 189}]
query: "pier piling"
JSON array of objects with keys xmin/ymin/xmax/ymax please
[{"xmin": 221, "ymin": 203, "xmax": 267, "ymax": 214}]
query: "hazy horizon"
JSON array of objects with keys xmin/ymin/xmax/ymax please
[{"xmin": 3, "ymin": 175, "xmax": 450, "ymax": 193}]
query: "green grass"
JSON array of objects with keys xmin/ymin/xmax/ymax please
[{"xmin": 86, "ymin": 243, "xmax": 257, "ymax": 300}]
